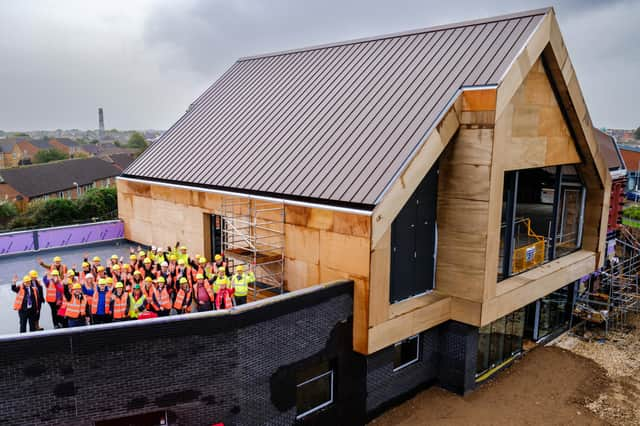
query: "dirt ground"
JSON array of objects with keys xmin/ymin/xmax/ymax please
[
  {"xmin": 370, "ymin": 346, "xmax": 608, "ymax": 426},
  {"xmin": 372, "ymin": 315, "xmax": 640, "ymax": 426}
]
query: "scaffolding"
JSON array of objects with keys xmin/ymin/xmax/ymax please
[
  {"xmin": 570, "ymin": 228, "xmax": 640, "ymax": 337},
  {"xmin": 221, "ymin": 196, "xmax": 285, "ymax": 297}
]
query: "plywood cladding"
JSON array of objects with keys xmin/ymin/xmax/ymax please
[{"xmin": 501, "ymin": 58, "xmax": 580, "ymax": 170}]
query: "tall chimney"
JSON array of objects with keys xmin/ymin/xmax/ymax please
[{"xmin": 98, "ymin": 108, "xmax": 105, "ymax": 142}]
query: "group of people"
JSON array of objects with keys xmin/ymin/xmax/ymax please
[{"xmin": 11, "ymin": 244, "xmax": 254, "ymax": 333}]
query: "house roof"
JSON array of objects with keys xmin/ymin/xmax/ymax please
[
  {"xmin": 593, "ymin": 128, "xmax": 626, "ymax": 172},
  {"xmin": 29, "ymin": 139, "xmax": 55, "ymax": 150},
  {"xmin": 124, "ymin": 8, "xmax": 548, "ymax": 208},
  {"xmin": 51, "ymin": 138, "xmax": 78, "ymax": 147},
  {"xmin": 0, "ymin": 157, "xmax": 122, "ymax": 198},
  {"xmin": 108, "ymin": 153, "xmax": 136, "ymax": 171},
  {"xmin": 0, "ymin": 139, "xmax": 18, "ymax": 153}
]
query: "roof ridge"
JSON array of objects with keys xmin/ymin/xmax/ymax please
[{"xmin": 238, "ymin": 7, "xmax": 551, "ymax": 62}]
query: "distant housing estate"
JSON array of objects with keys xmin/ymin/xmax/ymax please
[
  {"xmin": 0, "ymin": 137, "xmax": 136, "ymax": 169},
  {"xmin": 0, "ymin": 156, "xmax": 133, "ymax": 206}
]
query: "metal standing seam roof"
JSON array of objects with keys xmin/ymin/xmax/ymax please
[{"xmin": 124, "ymin": 8, "xmax": 549, "ymax": 208}]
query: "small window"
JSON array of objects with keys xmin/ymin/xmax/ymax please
[
  {"xmin": 393, "ymin": 335, "xmax": 420, "ymax": 371},
  {"xmin": 296, "ymin": 361, "xmax": 334, "ymax": 419}
]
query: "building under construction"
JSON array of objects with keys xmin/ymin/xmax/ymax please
[{"xmin": 0, "ymin": 8, "xmax": 617, "ymax": 425}]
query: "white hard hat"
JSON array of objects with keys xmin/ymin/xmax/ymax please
[
  {"xmin": 161, "ymin": 261, "xmax": 168, "ymax": 267},
  {"xmin": 85, "ymin": 273, "xmax": 94, "ymax": 279}
]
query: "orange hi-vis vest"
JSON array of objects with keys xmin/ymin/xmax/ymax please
[
  {"xmin": 112, "ymin": 292, "xmax": 128, "ymax": 319},
  {"xmin": 173, "ymin": 289, "xmax": 192, "ymax": 311},
  {"xmin": 64, "ymin": 295, "xmax": 87, "ymax": 318},
  {"xmin": 91, "ymin": 290, "xmax": 112, "ymax": 315},
  {"xmin": 151, "ymin": 286, "xmax": 172, "ymax": 310},
  {"xmin": 46, "ymin": 280, "xmax": 58, "ymax": 303},
  {"xmin": 13, "ymin": 285, "xmax": 38, "ymax": 310}
]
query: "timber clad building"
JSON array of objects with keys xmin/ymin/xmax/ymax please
[{"xmin": 6, "ymin": 7, "xmax": 610, "ymax": 425}]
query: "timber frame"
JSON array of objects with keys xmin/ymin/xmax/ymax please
[{"xmin": 359, "ymin": 9, "xmax": 611, "ymax": 354}]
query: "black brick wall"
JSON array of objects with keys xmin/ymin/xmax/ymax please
[
  {"xmin": 365, "ymin": 320, "xmax": 479, "ymax": 419},
  {"xmin": 0, "ymin": 282, "xmax": 364, "ymax": 426}
]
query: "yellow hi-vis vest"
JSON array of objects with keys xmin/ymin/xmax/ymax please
[
  {"xmin": 213, "ymin": 276, "xmax": 229, "ymax": 293},
  {"xmin": 128, "ymin": 294, "xmax": 146, "ymax": 319},
  {"xmin": 232, "ymin": 274, "xmax": 248, "ymax": 297}
]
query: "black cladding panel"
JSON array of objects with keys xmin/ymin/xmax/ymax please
[{"xmin": 390, "ymin": 164, "xmax": 438, "ymax": 303}]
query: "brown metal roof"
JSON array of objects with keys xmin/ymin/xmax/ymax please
[
  {"xmin": 125, "ymin": 8, "xmax": 549, "ymax": 208},
  {"xmin": 593, "ymin": 128, "xmax": 626, "ymax": 172}
]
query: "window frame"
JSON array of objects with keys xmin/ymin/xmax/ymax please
[
  {"xmin": 499, "ymin": 165, "xmax": 585, "ymax": 281},
  {"xmin": 392, "ymin": 334, "xmax": 420, "ymax": 372},
  {"xmin": 295, "ymin": 369, "xmax": 334, "ymax": 420}
]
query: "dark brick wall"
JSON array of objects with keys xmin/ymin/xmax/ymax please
[
  {"xmin": 365, "ymin": 320, "xmax": 479, "ymax": 418},
  {"xmin": 0, "ymin": 282, "xmax": 363, "ymax": 426}
]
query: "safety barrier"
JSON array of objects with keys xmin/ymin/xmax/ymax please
[{"xmin": 0, "ymin": 220, "xmax": 124, "ymax": 256}]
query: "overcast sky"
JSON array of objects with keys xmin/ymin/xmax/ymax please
[{"xmin": 0, "ymin": 0, "xmax": 638, "ymax": 131}]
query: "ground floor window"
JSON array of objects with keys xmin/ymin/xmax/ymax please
[
  {"xmin": 296, "ymin": 360, "xmax": 334, "ymax": 419},
  {"xmin": 393, "ymin": 335, "xmax": 420, "ymax": 371},
  {"xmin": 476, "ymin": 308, "xmax": 525, "ymax": 376},
  {"xmin": 535, "ymin": 285, "xmax": 573, "ymax": 341}
]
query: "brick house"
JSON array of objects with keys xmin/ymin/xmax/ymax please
[{"xmin": 0, "ymin": 157, "xmax": 122, "ymax": 205}]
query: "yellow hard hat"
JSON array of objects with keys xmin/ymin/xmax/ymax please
[
  {"xmin": 22, "ymin": 275, "xmax": 30, "ymax": 283},
  {"xmin": 196, "ymin": 273, "xmax": 204, "ymax": 280},
  {"xmin": 133, "ymin": 270, "xmax": 141, "ymax": 276},
  {"xmin": 130, "ymin": 254, "xmax": 137, "ymax": 260},
  {"xmin": 29, "ymin": 270, "xmax": 38, "ymax": 278},
  {"xmin": 179, "ymin": 277, "xmax": 188, "ymax": 284},
  {"xmin": 143, "ymin": 257, "xmax": 151, "ymax": 264},
  {"xmin": 157, "ymin": 276, "xmax": 166, "ymax": 283},
  {"xmin": 111, "ymin": 254, "xmax": 118, "ymax": 260},
  {"xmin": 82, "ymin": 262, "xmax": 90, "ymax": 268},
  {"xmin": 51, "ymin": 270, "xmax": 60, "ymax": 276},
  {"xmin": 199, "ymin": 257, "xmax": 207, "ymax": 264},
  {"xmin": 97, "ymin": 266, "xmax": 105, "ymax": 272},
  {"xmin": 144, "ymin": 276, "xmax": 152, "ymax": 282},
  {"xmin": 138, "ymin": 251, "xmax": 146, "ymax": 257},
  {"xmin": 124, "ymin": 264, "xmax": 131, "ymax": 270},
  {"xmin": 218, "ymin": 266, "xmax": 225, "ymax": 272},
  {"xmin": 53, "ymin": 256, "xmax": 62, "ymax": 262},
  {"xmin": 67, "ymin": 270, "xmax": 75, "ymax": 277},
  {"xmin": 214, "ymin": 254, "xmax": 222, "ymax": 261},
  {"xmin": 106, "ymin": 277, "xmax": 113, "ymax": 284},
  {"xmin": 98, "ymin": 278, "xmax": 107, "ymax": 285},
  {"xmin": 115, "ymin": 282, "xmax": 124, "ymax": 289},
  {"xmin": 113, "ymin": 264, "xmax": 121, "ymax": 270},
  {"xmin": 180, "ymin": 245, "xmax": 187, "ymax": 251},
  {"xmin": 177, "ymin": 259, "xmax": 185, "ymax": 265},
  {"xmin": 236, "ymin": 265, "xmax": 244, "ymax": 273},
  {"xmin": 72, "ymin": 283, "xmax": 82, "ymax": 290},
  {"xmin": 169, "ymin": 254, "xmax": 177, "ymax": 261},
  {"xmin": 92, "ymin": 256, "xmax": 101, "ymax": 262}
]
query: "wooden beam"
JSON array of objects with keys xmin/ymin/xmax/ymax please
[
  {"xmin": 482, "ymin": 250, "xmax": 595, "ymax": 325},
  {"xmin": 368, "ymin": 295, "xmax": 451, "ymax": 353},
  {"xmin": 368, "ymin": 228, "xmax": 390, "ymax": 326},
  {"xmin": 371, "ymin": 103, "xmax": 460, "ymax": 249}
]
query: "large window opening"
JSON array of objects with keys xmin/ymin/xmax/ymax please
[
  {"xmin": 393, "ymin": 335, "xmax": 420, "ymax": 371},
  {"xmin": 498, "ymin": 165, "xmax": 585, "ymax": 281},
  {"xmin": 476, "ymin": 308, "xmax": 525, "ymax": 376},
  {"xmin": 390, "ymin": 164, "xmax": 438, "ymax": 303},
  {"xmin": 295, "ymin": 360, "xmax": 334, "ymax": 420}
]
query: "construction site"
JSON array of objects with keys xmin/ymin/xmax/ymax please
[{"xmin": 2, "ymin": 6, "xmax": 636, "ymax": 426}]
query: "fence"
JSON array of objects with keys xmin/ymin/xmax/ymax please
[{"xmin": 0, "ymin": 220, "xmax": 124, "ymax": 256}]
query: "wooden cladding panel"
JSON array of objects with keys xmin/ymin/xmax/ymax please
[{"xmin": 503, "ymin": 58, "xmax": 580, "ymax": 171}]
